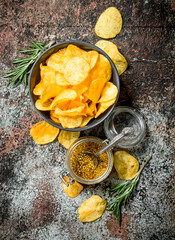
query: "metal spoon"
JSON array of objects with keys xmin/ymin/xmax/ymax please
[{"xmin": 82, "ymin": 127, "xmax": 134, "ymax": 169}]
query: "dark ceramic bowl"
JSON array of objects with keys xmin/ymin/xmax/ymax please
[{"xmin": 28, "ymin": 40, "xmax": 120, "ymax": 132}]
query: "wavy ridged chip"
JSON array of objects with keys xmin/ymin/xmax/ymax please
[
  {"xmin": 78, "ymin": 195, "xmax": 106, "ymax": 222},
  {"xmin": 30, "ymin": 121, "xmax": 60, "ymax": 144},
  {"xmin": 114, "ymin": 151, "xmax": 139, "ymax": 180},
  {"xmin": 95, "ymin": 7, "xmax": 122, "ymax": 39}
]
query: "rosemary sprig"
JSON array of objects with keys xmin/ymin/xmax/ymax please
[
  {"xmin": 3, "ymin": 40, "xmax": 55, "ymax": 91},
  {"xmin": 107, "ymin": 154, "xmax": 152, "ymax": 223}
]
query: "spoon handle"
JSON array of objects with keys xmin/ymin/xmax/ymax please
[{"xmin": 95, "ymin": 127, "xmax": 133, "ymax": 157}]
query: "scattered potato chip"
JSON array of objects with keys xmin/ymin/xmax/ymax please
[
  {"xmin": 98, "ymin": 82, "xmax": 118, "ymax": 103},
  {"xmin": 95, "ymin": 98, "xmax": 116, "ymax": 118},
  {"xmin": 58, "ymin": 130, "xmax": 80, "ymax": 149},
  {"xmin": 61, "ymin": 177, "xmax": 83, "ymax": 198},
  {"xmin": 30, "ymin": 121, "xmax": 60, "ymax": 144},
  {"xmin": 95, "ymin": 40, "xmax": 128, "ymax": 75},
  {"xmin": 59, "ymin": 116, "xmax": 83, "ymax": 128},
  {"xmin": 114, "ymin": 151, "xmax": 139, "ymax": 180},
  {"xmin": 95, "ymin": 7, "xmax": 122, "ymax": 39},
  {"xmin": 78, "ymin": 195, "xmax": 106, "ymax": 222},
  {"xmin": 64, "ymin": 57, "xmax": 90, "ymax": 85}
]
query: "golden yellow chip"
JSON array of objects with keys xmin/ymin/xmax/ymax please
[
  {"xmin": 35, "ymin": 99, "xmax": 52, "ymax": 111},
  {"xmin": 95, "ymin": 98, "xmax": 116, "ymax": 118},
  {"xmin": 58, "ymin": 130, "xmax": 80, "ymax": 149},
  {"xmin": 50, "ymin": 111, "xmax": 60, "ymax": 124},
  {"xmin": 90, "ymin": 54, "xmax": 112, "ymax": 82},
  {"xmin": 95, "ymin": 7, "xmax": 122, "ymax": 39},
  {"xmin": 114, "ymin": 151, "xmax": 139, "ymax": 180},
  {"xmin": 64, "ymin": 57, "xmax": 90, "ymax": 85},
  {"xmin": 80, "ymin": 116, "xmax": 93, "ymax": 127},
  {"xmin": 33, "ymin": 83, "xmax": 45, "ymax": 95},
  {"xmin": 95, "ymin": 40, "xmax": 128, "ymax": 75},
  {"xmin": 85, "ymin": 78, "xmax": 106, "ymax": 103},
  {"xmin": 40, "ymin": 64, "xmax": 56, "ymax": 85},
  {"xmin": 59, "ymin": 116, "xmax": 83, "ymax": 128},
  {"xmin": 62, "ymin": 177, "xmax": 83, "ymax": 198},
  {"xmin": 98, "ymin": 82, "xmax": 118, "ymax": 103},
  {"xmin": 46, "ymin": 48, "xmax": 66, "ymax": 73},
  {"xmin": 40, "ymin": 84, "xmax": 63, "ymax": 104},
  {"xmin": 55, "ymin": 105, "xmax": 85, "ymax": 117},
  {"xmin": 88, "ymin": 50, "xmax": 99, "ymax": 69},
  {"xmin": 30, "ymin": 121, "xmax": 60, "ymax": 144},
  {"xmin": 78, "ymin": 195, "xmax": 106, "ymax": 222},
  {"xmin": 50, "ymin": 89, "xmax": 77, "ymax": 109},
  {"xmin": 89, "ymin": 102, "xmax": 97, "ymax": 115},
  {"xmin": 66, "ymin": 44, "xmax": 91, "ymax": 64},
  {"xmin": 56, "ymin": 72, "xmax": 70, "ymax": 86}
]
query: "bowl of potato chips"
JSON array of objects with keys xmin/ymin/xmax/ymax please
[{"xmin": 29, "ymin": 40, "xmax": 120, "ymax": 131}]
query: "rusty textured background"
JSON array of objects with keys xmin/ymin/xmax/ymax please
[{"xmin": 0, "ymin": 0, "xmax": 175, "ymax": 239}]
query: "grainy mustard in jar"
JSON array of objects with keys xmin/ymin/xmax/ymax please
[{"xmin": 70, "ymin": 141, "xmax": 108, "ymax": 179}]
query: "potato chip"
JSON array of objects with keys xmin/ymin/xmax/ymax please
[
  {"xmin": 98, "ymin": 82, "xmax": 118, "ymax": 103},
  {"xmin": 50, "ymin": 112, "xmax": 60, "ymax": 124},
  {"xmin": 58, "ymin": 130, "xmax": 80, "ymax": 149},
  {"xmin": 55, "ymin": 105, "xmax": 85, "ymax": 116},
  {"xmin": 30, "ymin": 121, "xmax": 60, "ymax": 144},
  {"xmin": 78, "ymin": 195, "xmax": 106, "ymax": 222},
  {"xmin": 62, "ymin": 177, "xmax": 83, "ymax": 198},
  {"xmin": 46, "ymin": 48, "xmax": 66, "ymax": 73},
  {"xmin": 89, "ymin": 102, "xmax": 97, "ymax": 115},
  {"xmin": 40, "ymin": 84, "xmax": 63, "ymax": 104},
  {"xmin": 114, "ymin": 151, "xmax": 139, "ymax": 180},
  {"xmin": 40, "ymin": 64, "xmax": 56, "ymax": 85},
  {"xmin": 80, "ymin": 116, "xmax": 93, "ymax": 127},
  {"xmin": 88, "ymin": 50, "xmax": 99, "ymax": 69},
  {"xmin": 95, "ymin": 98, "xmax": 116, "ymax": 118},
  {"xmin": 90, "ymin": 54, "xmax": 112, "ymax": 82},
  {"xmin": 56, "ymin": 72, "xmax": 70, "ymax": 86},
  {"xmin": 66, "ymin": 44, "xmax": 91, "ymax": 64},
  {"xmin": 50, "ymin": 89, "xmax": 77, "ymax": 109},
  {"xmin": 95, "ymin": 7, "xmax": 122, "ymax": 39},
  {"xmin": 85, "ymin": 78, "xmax": 106, "ymax": 103},
  {"xmin": 33, "ymin": 83, "xmax": 45, "ymax": 95},
  {"xmin": 59, "ymin": 116, "xmax": 83, "ymax": 128},
  {"xmin": 95, "ymin": 40, "xmax": 128, "ymax": 75},
  {"xmin": 64, "ymin": 57, "xmax": 90, "ymax": 85},
  {"xmin": 35, "ymin": 99, "xmax": 52, "ymax": 111}
]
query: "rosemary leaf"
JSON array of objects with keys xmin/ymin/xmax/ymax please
[
  {"xmin": 3, "ymin": 39, "xmax": 55, "ymax": 91},
  {"xmin": 107, "ymin": 154, "xmax": 152, "ymax": 223}
]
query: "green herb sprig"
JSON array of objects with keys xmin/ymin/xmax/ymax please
[
  {"xmin": 3, "ymin": 40, "xmax": 55, "ymax": 91},
  {"xmin": 107, "ymin": 154, "xmax": 152, "ymax": 223}
]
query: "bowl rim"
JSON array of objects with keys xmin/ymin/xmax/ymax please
[{"xmin": 28, "ymin": 40, "xmax": 120, "ymax": 132}]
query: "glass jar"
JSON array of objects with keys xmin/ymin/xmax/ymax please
[
  {"xmin": 64, "ymin": 136, "xmax": 114, "ymax": 185},
  {"xmin": 104, "ymin": 106, "xmax": 146, "ymax": 148}
]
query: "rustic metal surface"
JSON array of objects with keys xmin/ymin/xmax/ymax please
[{"xmin": 0, "ymin": 0, "xmax": 175, "ymax": 240}]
